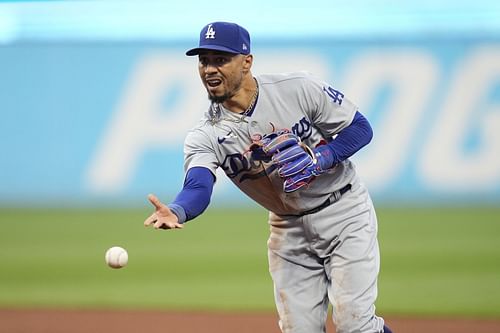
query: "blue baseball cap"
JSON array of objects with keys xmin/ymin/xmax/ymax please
[{"xmin": 186, "ymin": 22, "xmax": 251, "ymax": 56}]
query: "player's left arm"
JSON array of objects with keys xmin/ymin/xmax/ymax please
[
  {"xmin": 313, "ymin": 111, "xmax": 373, "ymax": 170},
  {"xmin": 257, "ymin": 112, "xmax": 372, "ymax": 192},
  {"xmin": 255, "ymin": 77, "xmax": 373, "ymax": 192},
  {"xmin": 304, "ymin": 76, "xmax": 373, "ymax": 169}
]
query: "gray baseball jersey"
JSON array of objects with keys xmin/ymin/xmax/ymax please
[{"xmin": 184, "ymin": 71, "xmax": 359, "ymax": 215}]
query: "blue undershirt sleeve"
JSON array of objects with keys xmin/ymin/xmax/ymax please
[
  {"xmin": 167, "ymin": 166, "xmax": 215, "ymax": 224},
  {"xmin": 316, "ymin": 111, "xmax": 373, "ymax": 169}
]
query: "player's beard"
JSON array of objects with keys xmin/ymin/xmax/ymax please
[
  {"xmin": 207, "ymin": 75, "xmax": 243, "ymax": 104},
  {"xmin": 208, "ymin": 92, "xmax": 231, "ymax": 104}
]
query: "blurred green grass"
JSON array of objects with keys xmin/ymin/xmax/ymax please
[{"xmin": 0, "ymin": 206, "xmax": 499, "ymax": 318}]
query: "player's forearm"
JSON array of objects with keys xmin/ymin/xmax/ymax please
[
  {"xmin": 168, "ymin": 167, "xmax": 215, "ymax": 223},
  {"xmin": 319, "ymin": 111, "xmax": 373, "ymax": 168}
]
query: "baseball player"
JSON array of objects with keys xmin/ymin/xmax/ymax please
[{"xmin": 144, "ymin": 21, "xmax": 393, "ymax": 333}]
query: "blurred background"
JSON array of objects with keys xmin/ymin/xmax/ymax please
[
  {"xmin": 1, "ymin": 0, "xmax": 500, "ymax": 207},
  {"xmin": 0, "ymin": 0, "xmax": 499, "ymax": 328}
]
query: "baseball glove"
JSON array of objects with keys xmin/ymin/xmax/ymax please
[
  {"xmin": 249, "ymin": 129, "xmax": 294, "ymax": 162},
  {"xmin": 249, "ymin": 130, "xmax": 332, "ymax": 192}
]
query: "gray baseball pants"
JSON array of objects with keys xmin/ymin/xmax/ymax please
[{"xmin": 267, "ymin": 182, "xmax": 385, "ymax": 333}]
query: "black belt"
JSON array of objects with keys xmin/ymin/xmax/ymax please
[{"xmin": 297, "ymin": 183, "xmax": 352, "ymax": 217}]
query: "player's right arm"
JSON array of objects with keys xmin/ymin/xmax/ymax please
[
  {"xmin": 144, "ymin": 193, "xmax": 184, "ymax": 230},
  {"xmin": 144, "ymin": 167, "xmax": 215, "ymax": 229},
  {"xmin": 144, "ymin": 125, "xmax": 218, "ymax": 230}
]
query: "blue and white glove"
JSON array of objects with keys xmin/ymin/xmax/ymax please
[
  {"xmin": 249, "ymin": 129, "xmax": 296, "ymax": 163},
  {"xmin": 250, "ymin": 130, "xmax": 334, "ymax": 192},
  {"xmin": 277, "ymin": 144, "xmax": 333, "ymax": 192}
]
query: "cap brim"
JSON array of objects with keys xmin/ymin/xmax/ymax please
[{"xmin": 185, "ymin": 44, "xmax": 241, "ymax": 56}]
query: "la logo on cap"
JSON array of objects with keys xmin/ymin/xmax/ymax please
[{"xmin": 205, "ymin": 24, "xmax": 215, "ymax": 39}]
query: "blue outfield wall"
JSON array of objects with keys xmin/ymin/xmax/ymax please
[{"xmin": 1, "ymin": 38, "xmax": 500, "ymax": 207}]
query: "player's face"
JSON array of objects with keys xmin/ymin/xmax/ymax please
[{"xmin": 198, "ymin": 51, "xmax": 249, "ymax": 103}]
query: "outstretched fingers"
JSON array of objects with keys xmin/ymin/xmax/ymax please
[
  {"xmin": 148, "ymin": 193, "xmax": 164, "ymax": 210},
  {"xmin": 145, "ymin": 194, "xmax": 184, "ymax": 230},
  {"xmin": 154, "ymin": 219, "xmax": 184, "ymax": 230},
  {"xmin": 144, "ymin": 212, "xmax": 158, "ymax": 226}
]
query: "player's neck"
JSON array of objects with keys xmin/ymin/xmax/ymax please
[{"xmin": 223, "ymin": 77, "xmax": 258, "ymax": 114}]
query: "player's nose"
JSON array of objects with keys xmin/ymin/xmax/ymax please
[
  {"xmin": 202, "ymin": 62, "xmax": 218, "ymax": 74},
  {"xmin": 204, "ymin": 68, "xmax": 217, "ymax": 77}
]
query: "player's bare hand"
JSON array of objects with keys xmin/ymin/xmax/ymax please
[{"xmin": 144, "ymin": 194, "xmax": 184, "ymax": 230}]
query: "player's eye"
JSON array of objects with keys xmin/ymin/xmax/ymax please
[
  {"xmin": 199, "ymin": 57, "xmax": 208, "ymax": 66},
  {"xmin": 216, "ymin": 57, "xmax": 229, "ymax": 65},
  {"xmin": 199, "ymin": 55, "xmax": 231, "ymax": 68}
]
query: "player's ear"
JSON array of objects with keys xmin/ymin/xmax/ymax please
[{"xmin": 242, "ymin": 54, "xmax": 253, "ymax": 72}]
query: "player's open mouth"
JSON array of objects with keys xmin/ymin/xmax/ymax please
[{"xmin": 206, "ymin": 79, "xmax": 222, "ymax": 88}]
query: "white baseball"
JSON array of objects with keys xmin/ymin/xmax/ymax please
[{"xmin": 105, "ymin": 246, "xmax": 128, "ymax": 269}]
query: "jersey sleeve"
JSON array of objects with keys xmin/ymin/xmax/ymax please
[
  {"xmin": 302, "ymin": 75, "xmax": 359, "ymax": 138},
  {"xmin": 184, "ymin": 127, "xmax": 219, "ymax": 178}
]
